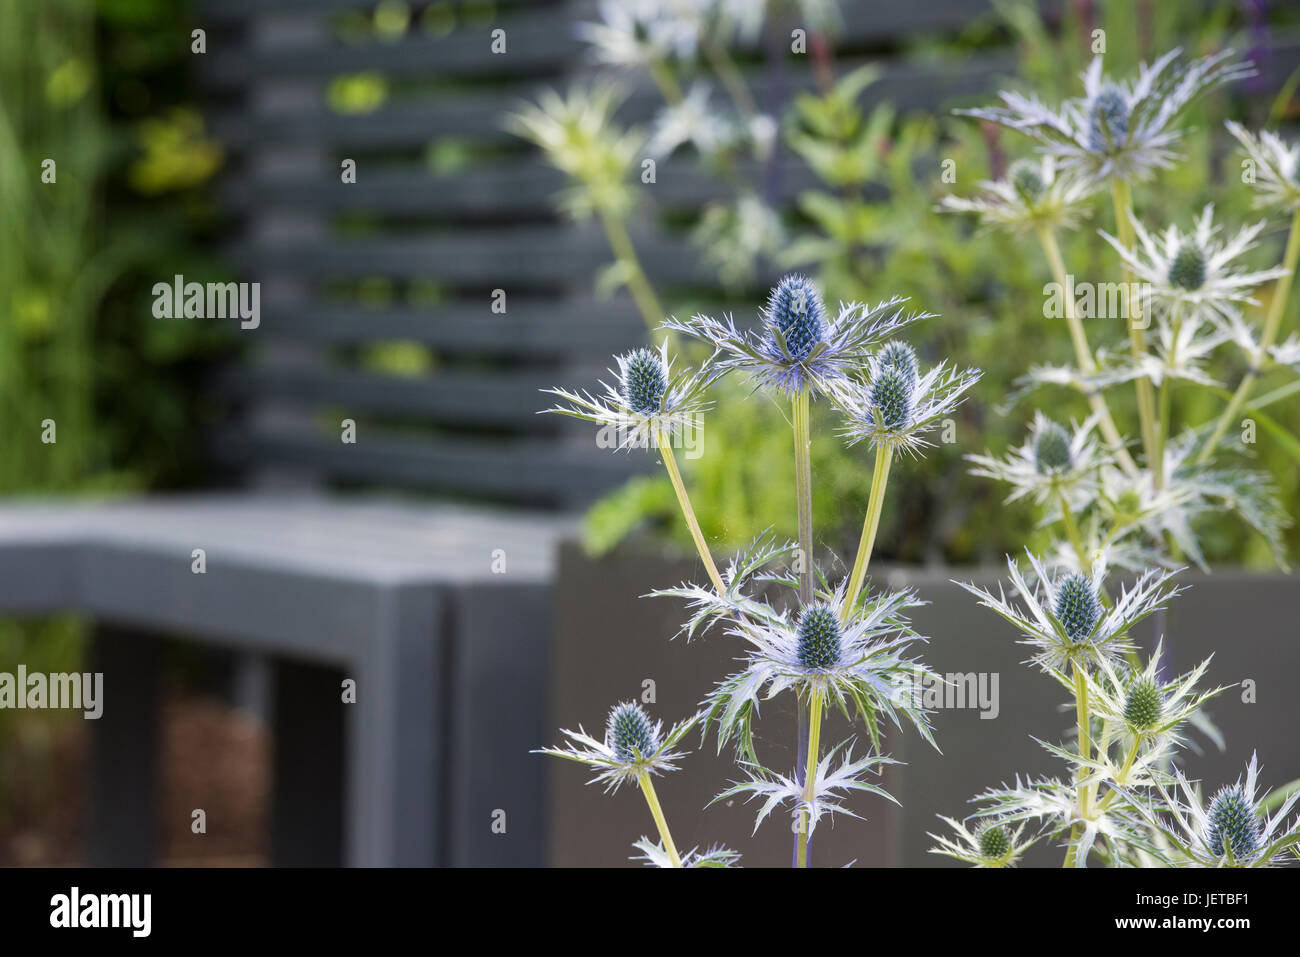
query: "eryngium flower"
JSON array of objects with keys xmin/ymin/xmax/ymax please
[
  {"xmin": 928, "ymin": 815, "xmax": 1034, "ymax": 868},
  {"xmin": 876, "ymin": 340, "xmax": 919, "ymax": 385},
  {"xmin": 1225, "ymin": 120, "xmax": 1300, "ymax": 212},
  {"xmin": 1131, "ymin": 753, "xmax": 1300, "ymax": 867},
  {"xmin": 657, "ymin": 580, "xmax": 938, "ymax": 760},
  {"xmin": 577, "ymin": 0, "xmax": 701, "ymax": 68},
  {"xmin": 609, "ymin": 701, "xmax": 657, "ymax": 762},
  {"xmin": 967, "ymin": 411, "xmax": 1111, "ymax": 511},
  {"xmin": 536, "ymin": 706, "xmax": 699, "ymax": 792},
  {"xmin": 662, "ymin": 277, "xmax": 928, "ymax": 398},
  {"xmin": 1101, "ymin": 203, "xmax": 1289, "ymax": 326},
  {"xmin": 958, "ymin": 50, "xmax": 1254, "ymax": 184},
  {"xmin": 839, "ymin": 351, "xmax": 981, "ymax": 456},
  {"xmin": 1206, "ymin": 786, "xmax": 1260, "ymax": 862},
  {"xmin": 1053, "ymin": 573, "xmax": 1099, "ymax": 643},
  {"xmin": 541, "ymin": 341, "xmax": 710, "ymax": 451},
  {"xmin": 938, "ymin": 155, "xmax": 1096, "ymax": 234},
  {"xmin": 956, "ymin": 551, "xmax": 1181, "ymax": 671},
  {"xmin": 1123, "ymin": 680, "xmax": 1163, "ymax": 731}
]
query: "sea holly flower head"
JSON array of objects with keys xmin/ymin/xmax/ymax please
[
  {"xmin": 838, "ymin": 350, "xmax": 981, "ymax": 457},
  {"xmin": 577, "ymin": 0, "xmax": 702, "ymax": 68},
  {"xmin": 1225, "ymin": 120, "xmax": 1300, "ymax": 212},
  {"xmin": 541, "ymin": 341, "xmax": 710, "ymax": 451},
  {"xmin": 1128, "ymin": 753, "xmax": 1300, "ymax": 867},
  {"xmin": 938, "ymin": 155, "xmax": 1095, "ymax": 234},
  {"xmin": 663, "ymin": 580, "xmax": 938, "ymax": 760},
  {"xmin": 966, "ymin": 411, "xmax": 1110, "ymax": 510},
  {"xmin": 959, "ymin": 50, "xmax": 1254, "ymax": 184},
  {"xmin": 536, "ymin": 704, "xmax": 700, "ymax": 793},
  {"xmin": 1080, "ymin": 642, "xmax": 1226, "ymax": 757},
  {"xmin": 1101, "ymin": 203, "xmax": 1289, "ymax": 326},
  {"xmin": 662, "ymin": 275, "xmax": 929, "ymax": 398},
  {"xmin": 929, "ymin": 815, "xmax": 1034, "ymax": 867},
  {"xmin": 956, "ymin": 551, "xmax": 1182, "ymax": 671}
]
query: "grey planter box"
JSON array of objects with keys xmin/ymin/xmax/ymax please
[{"xmin": 549, "ymin": 541, "xmax": 1300, "ymax": 867}]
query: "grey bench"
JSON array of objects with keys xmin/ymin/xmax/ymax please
[{"xmin": 0, "ymin": 497, "xmax": 573, "ymax": 865}]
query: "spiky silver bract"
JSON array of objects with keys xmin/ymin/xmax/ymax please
[
  {"xmin": 958, "ymin": 50, "xmax": 1254, "ymax": 184},
  {"xmin": 1122, "ymin": 753, "xmax": 1300, "ymax": 867},
  {"xmin": 541, "ymin": 341, "xmax": 710, "ymax": 451},
  {"xmin": 631, "ymin": 838, "xmax": 741, "ymax": 868},
  {"xmin": 714, "ymin": 741, "xmax": 900, "ymax": 839},
  {"xmin": 929, "ymin": 815, "xmax": 1035, "ymax": 867},
  {"xmin": 938, "ymin": 155, "xmax": 1096, "ymax": 234},
  {"xmin": 967, "ymin": 411, "xmax": 1110, "ymax": 511},
  {"xmin": 1101, "ymin": 203, "xmax": 1290, "ymax": 327},
  {"xmin": 838, "ymin": 351, "xmax": 981, "ymax": 457},
  {"xmin": 536, "ymin": 706, "xmax": 700, "ymax": 793},
  {"xmin": 1225, "ymin": 120, "xmax": 1300, "ymax": 212},
  {"xmin": 662, "ymin": 276, "xmax": 929, "ymax": 399},
  {"xmin": 956, "ymin": 551, "xmax": 1181, "ymax": 672}
]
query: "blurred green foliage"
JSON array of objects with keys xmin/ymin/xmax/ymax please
[{"xmin": 583, "ymin": 0, "xmax": 1300, "ymax": 568}]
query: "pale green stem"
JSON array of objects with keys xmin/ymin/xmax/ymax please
[
  {"xmin": 1036, "ymin": 226, "xmax": 1138, "ymax": 476},
  {"xmin": 1056, "ymin": 486, "xmax": 1090, "ymax": 575},
  {"xmin": 841, "ymin": 445, "xmax": 893, "ymax": 619},
  {"xmin": 1111, "ymin": 178, "xmax": 1160, "ymax": 472},
  {"xmin": 657, "ymin": 432, "xmax": 725, "ymax": 595},
  {"xmin": 597, "ymin": 207, "xmax": 665, "ymax": 338},
  {"xmin": 793, "ymin": 389, "xmax": 815, "ymax": 605},
  {"xmin": 796, "ymin": 686, "xmax": 824, "ymax": 870},
  {"xmin": 1199, "ymin": 205, "xmax": 1300, "ymax": 464},
  {"xmin": 638, "ymin": 772, "xmax": 682, "ymax": 867},
  {"xmin": 1065, "ymin": 661, "xmax": 1092, "ymax": 867},
  {"xmin": 1154, "ymin": 300, "xmax": 1180, "ymax": 490}
]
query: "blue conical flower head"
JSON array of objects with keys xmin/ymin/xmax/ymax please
[
  {"xmin": 1054, "ymin": 574, "xmax": 1099, "ymax": 642},
  {"xmin": 608, "ymin": 702, "xmax": 658, "ymax": 762},
  {"xmin": 869, "ymin": 367, "xmax": 913, "ymax": 431},
  {"xmin": 1123, "ymin": 680, "xmax": 1163, "ymax": 730},
  {"xmin": 876, "ymin": 340, "xmax": 919, "ymax": 387},
  {"xmin": 1206, "ymin": 786, "xmax": 1261, "ymax": 861},
  {"xmin": 1008, "ymin": 159, "xmax": 1045, "ymax": 202},
  {"xmin": 796, "ymin": 603, "xmax": 842, "ymax": 670},
  {"xmin": 766, "ymin": 274, "xmax": 826, "ymax": 361},
  {"xmin": 978, "ymin": 823, "xmax": 1010, "ymax": 859},
  {"xmin": 1088, "ymin": 86, "xmax": 1130, "ymax": 151},
  {"xmin": 620, "ymin": 348, "xmax": 667, "ymax": 414},
  {"xmin": 1034, "ymin": 421, "xmax": 1072, "ymax": 473},
  {"xmin": 1168, "ymin": 241, "xmax": 1206, "ymax": 291}
]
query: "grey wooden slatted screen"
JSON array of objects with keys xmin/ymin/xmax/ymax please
[{"xmin": 192, "ymin": 0, "xmax": 1300, "ymax": 508}]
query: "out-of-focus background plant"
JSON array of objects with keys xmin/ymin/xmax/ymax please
[
  {"xmin": 532, "ymin": 0, "xmax": 1300, "ymax": 571},
  {"xmin": 0, "ymin": 0, "xmax": 226, "ymax": 860}
]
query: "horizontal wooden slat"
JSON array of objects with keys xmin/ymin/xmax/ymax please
[
  {"xmin": 219, "ymin": 364, "xmax": 601, "ymax": 430},
  {"xmin": 256, "ymin": 298, "xmax": 647, "ymax": 354},
  {"xmin": 213, "ymin": 427, "xmax": 648, "ymax": 504},
  {"xmin": 210, "ymin": 50, "xmax": 1015, "ymax": 150},
  {"xmin": 227, "ymin": 225, "xmax": 726, "ymax": 287},
  {"xmin": 219, "ymin": 158, "xmax": 821, "ymax": 217}
]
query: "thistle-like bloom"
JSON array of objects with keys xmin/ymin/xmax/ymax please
[
  {"xmin": 536, "ymin": 703, "xmax": 699, "ymax": 793},
  {"xmin": 1101, "ymin": 204, "xmax": 1289, "ymax": 326},
  {"xmin": 714, "ymin": 742, "xmax": 900, "ymax": 839},
  {"xmin": 541, "ymin": 342, "xmax": 709, "ymax": 451},
  {"xmin": 938, "ymin": 156, "xmax": 1096, "ymax": 234},
  {"xmin": 1080, "ymin": 642, "xmax": 1226, "ymax": 758},
  {"xmin": 967, "ymin": 411, "xmax": 1110, "ymax": 511},
  {"xmin": 837, "ymin": 348, "xmax": 981, "ymax": 457},
  {"xmin": 957, "ymin": 551, "xmax": 1181, "ymax": 671},
  {"xmin": 631, "ymin": 838, "xmax": 741, "ymax": 868},
  {"xmin": 929, "ymin": 816, "xmax": 1035, "ymax": 867},
  {"xmin": 505, "ymin": 84, "xmax": 642, "ymax": 220},
  {"xmin": 646, "ymin": 82, "xmax": 739, "ymax": 158},
  {"xmin": 662, "ymin": 274, "xmax": 928, "ymax": 398},
  {"xmin": 959, "ymin": 50, "xmax": 1253, "ymax": 184},
  {"xmin": 658, "ymin": 579, "xmax": 937, "ymax": 759},
  {"xmin": 577, "ymin": 0, "xmax": 701, "ymax": 68},
  {"xmin": 1128, "ymin": 753, "xmax": 1300, "ymax": 867},
  {"xmin": 1225, "ymin": 120, "xmax": 1300, "ymax": 212}
]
